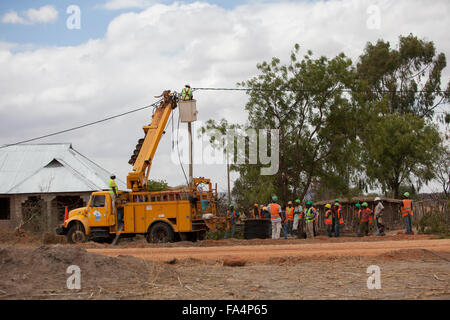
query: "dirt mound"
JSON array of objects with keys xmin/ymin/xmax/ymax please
[
  {"xmin": 0, "ymin": 245, "xmax": 177, "ymax": 299},
  {"xmin": 376, "ymin": 248, "xmax": 450, "ymax": 262},
  {"xmin": 41, "ymin": 232, "xmax": 67, "ymax": 245}
]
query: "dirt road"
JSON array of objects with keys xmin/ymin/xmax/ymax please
[
  {"xmin": 1, "ymin": 236, "xmax": 449, "ymax": 300},
  {"xmin": 88, "ymin": 239, "xmax": 450, "ymax": 262}
]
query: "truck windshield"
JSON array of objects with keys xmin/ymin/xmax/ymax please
[{"xmin": 91, "ymin": 195, "xmax": 106, "ymax": 208}]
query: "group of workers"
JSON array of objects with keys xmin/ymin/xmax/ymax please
[{"xmin": 224, "ymin": 192, "xmax": 415, "ymax": 239}]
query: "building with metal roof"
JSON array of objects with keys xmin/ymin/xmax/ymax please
[{"xmin": 0, "ymin": 143, "xmax": 126, "ymax": 232}]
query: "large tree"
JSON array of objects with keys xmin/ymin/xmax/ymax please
[
  {"xmin": 354, "ymin": 34, "xmax": 446, "ymax": 197},
  {"xmin": 230, "ymin": 44, "xmax": 358, "ymax": 206}
]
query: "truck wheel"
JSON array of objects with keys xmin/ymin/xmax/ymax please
[
  {"xmin": 67, "ymin": 223, "xmax": 87, "ymax": 244},
  {"xmin": 146, "ymin": 222, "xmax": 174, "ymax": 243}
]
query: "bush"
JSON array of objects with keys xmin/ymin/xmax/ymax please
[{"xmin": 414, "ymin": 212, "xmax": 449, "ymax": 235}]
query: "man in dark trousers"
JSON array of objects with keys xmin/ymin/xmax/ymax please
[{"xmin": 224, "ymin": 204, "xmax": 239, "ymax": 239}]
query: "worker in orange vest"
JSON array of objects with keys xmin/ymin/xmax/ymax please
[
  {"xmin": 268, "ymin": 196, "xmax": 282, "ymax": 239},
  {"xmin": 400, "ymin": 192, "xmax": 414, "ymax": 235},
  {"xmin": 285, "ymin": 201, "xmax": 295, "ymax": 236},
  {"xmin": 251, "ymin": 203, "xmax": 262, "ymax": 219},
  {"xmin": 332, "ymin": 202, "xmax": 344, "ymax": 237},
  {"xmin": 324, "ymin": 204, "xmax": 333, "ymax": 237},
  {"xmin": 358, "ymin": 202, "xmax": 372, "ymax": 237}
]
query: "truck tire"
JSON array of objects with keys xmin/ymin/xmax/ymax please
[
  {"xmin": 66, "ymin": 222, "xmax": 87, "ymax": 244},
  {"xmin": 146, "ymin": 222, "xmax": 174, "ymax": 243}
]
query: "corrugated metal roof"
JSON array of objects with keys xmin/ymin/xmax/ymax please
[{"xmin": 0, "ymin": 143, "xmax": 126, "ymax": 194}]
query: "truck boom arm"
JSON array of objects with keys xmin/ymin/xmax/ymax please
[{"xmin": 127, "ymin": 91, "xmax": 178, "ymax": 191}]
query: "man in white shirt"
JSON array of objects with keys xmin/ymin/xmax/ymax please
[{"xmin": 374, "ymin": 197, "xmax": 385, "ymax": 236}]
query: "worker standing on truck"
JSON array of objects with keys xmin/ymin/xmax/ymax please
[
  {"xmin": 374, "ymin": 197, "xmax": 385, "ymax": 236},
  {"xmin": 305, "ymin": 201, "xmax": 316, "ymax": 239},
  {"xmin": 181, "ymin": 84, "xmax": 193, "ymax": 101},
  {"xmin": 109, "ymin": 174, "xmax": 118, "ymax": 214},
  {"xmin": 400, "ymin": 192, "xmax": 414, "ymax": 235},
  {"xmin": 268, "ymin": 196, "xmax": 282, "ymax": 239},
  {"xmin": 224, "ymin": 204, "xmax": 239, "ymax": 239},
  {"xmin": 324, "ymin": 204, "xmax": 333, "ymax": 237}
]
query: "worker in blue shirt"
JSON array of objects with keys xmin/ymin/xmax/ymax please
[{"xmin": 224, "ymin": 204, "xmax": 240, "ymax": 239}]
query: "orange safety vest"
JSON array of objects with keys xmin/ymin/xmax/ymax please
[
  {"xmin": 337, "ymin": 208, "xmax": 344, "ymax": 224},
  {"xmin": 358, "ymin": 208, "xmax": 372, "ymax": 223},
  {"xmin": 401, "ymin": 199, "xmax": 413, "ymax": 217},
  {"xmin": 269, "ymin": 203, "xmax": 281, "ymax": 220},
  {"xmin": 285, "ymin": 207, "xmax": 294, "ymax": 222},
  {"xmin": 324, "ymin": 209, "xmax": 332, "ymax": 225}
]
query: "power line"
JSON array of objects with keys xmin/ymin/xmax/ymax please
[
  {"xmin": 193, "ymin": 87, "xmax": 448, "ymax": 94},
  {"xmin": 0, "ymin": 98, "xmax": 163, "ymax": 149}
]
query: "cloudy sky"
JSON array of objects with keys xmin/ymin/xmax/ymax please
[{"xmin": 1, "ymin": 0, "xmax": 449, "ymax": 194}]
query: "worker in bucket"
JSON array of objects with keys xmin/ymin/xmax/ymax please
[
  {"xmin": 224, "ymin": 204, "xmax": 239, "ymax": 239},
  {"xmin": 268, "ymin": 196, "xmax": 282, "ymax": 239},
  {"xmin": 181, "ymin": 84, "xmax": 193, "ymax": 101}
]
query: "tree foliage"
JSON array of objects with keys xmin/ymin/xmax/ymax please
[
  {"xmin": 232, "ymin": 44, "xmax": 358, "ymax": 205},
  {"xmin": 354, "ymin": 34, "xmax": 446, "ymax": 197},
  {"xmin": 147, "ymin": 179, "xmax": 170, "ymax": 192}
]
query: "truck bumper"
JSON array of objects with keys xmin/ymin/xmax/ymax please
[{"xmin": 55, "ymin": 226, "xmax": 66, "ymax": 235}]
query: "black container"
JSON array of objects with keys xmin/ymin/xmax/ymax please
[{"xmin": 244, "ymin": 219, "xmax": 271, "ymax": 239}]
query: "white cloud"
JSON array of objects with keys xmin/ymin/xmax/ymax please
[
  {"xmin": 101, "ymin": 0, "xmax": 158, "ymax": 10},
  {"xmin": 0, "ymin": 0, "xmax": 449, "ymax": 190},
  {"xmin": 1, "ymin": 5, "xmax": 58, "ymax": 25},
  {"xmin": 1, "ymin": 11, "xmax": 26, "ymax": 24}
]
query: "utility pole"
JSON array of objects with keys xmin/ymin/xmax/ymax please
[
  {"xmin": 227, "ymin": 150, "xmax": 231, "ymax": 205},
  {"xmin": 188, "ymin": 121, "xmax": 193, "ymax": 187}
]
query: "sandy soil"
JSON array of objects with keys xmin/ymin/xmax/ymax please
[
  {"xmin": 87, "ymin": 239, "xmax": 450, "ymax": 262},
  {"xmin": 0, "ymin": 233, "xmax": 449, "ymax": 300}
]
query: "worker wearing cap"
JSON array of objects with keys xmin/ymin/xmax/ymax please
[
  {"xmin": 374, "ymin": 197, "xmax": 385, "ymax": 236},
  {"xmin": 181, "ymin": 84, "xmax": 193, "ymax": 101},
  {"xmin": 358, "ymin": 202, "xmax": 372, "ymax": 237},
  {"xmin": 292, "ymin": 199, "xmax": 303, "ymax": 236},
  {"xmin": 324, "ymin": 204, "xmax": 333, "ymax": 237},
  {"xmin": 332, "ymin": 202, "xmax": 344, "ymax": 237},
  {"xmin": 304, "ymin": 201, "xmax": 316, "ymax": 239},
  {"xmin": 224, "ymin": 204, "xmax": 239, "ymax": 239},
  {"xmin": 251, "ymin": 203, "xmax": 262, "ymax": 219},
  {"xmin": 268, "ymin": 196, "xmax": 282, "ymax": 239},
  {"xmin": 285, "ymin": 201, "xmax": 295, "ymax": 236},
  {"xmin": 400, "ymin": 192, "xmax": 414, "ymax": 235}
]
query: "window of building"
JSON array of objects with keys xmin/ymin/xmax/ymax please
[{"xmin": 0, "ymin": 198, "xmax": 10, "ymax": 220}]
